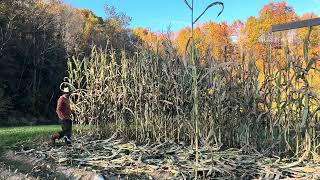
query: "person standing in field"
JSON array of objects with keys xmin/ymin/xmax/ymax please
[{"xmin": 51, "ymin": 80, "xmax": 73, "ymax": 146}]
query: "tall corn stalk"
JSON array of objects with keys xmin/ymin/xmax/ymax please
[{"xmin": 183, "ymin": 0, "xmax": 224, "ymax": 177}]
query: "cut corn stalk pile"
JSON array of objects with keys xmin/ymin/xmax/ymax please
[{"xmin": 11, "ymin": 135, "xmax": 320, "ymax": 179}]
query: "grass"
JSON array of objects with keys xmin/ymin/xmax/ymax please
[{"xmin": 0, "ymin": 125, "xmax": 60, "ymax": 150}]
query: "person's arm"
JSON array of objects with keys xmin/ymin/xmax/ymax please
[{"xmin": 56, "ymin": 97, "xmax": 65, "ymax": 120}]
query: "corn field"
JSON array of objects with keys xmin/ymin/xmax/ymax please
[{"xmin": 67, "ymin": 37, "xmax": 320, "ymax": 162}]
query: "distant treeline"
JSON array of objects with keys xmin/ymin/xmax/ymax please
[{"xmin": 0, "ymin": 0, "xmax": 137, "ymax": 126}]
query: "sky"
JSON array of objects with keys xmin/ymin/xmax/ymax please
[{"xmin": 64, "ymin": 0, "xmax": 320, "ymax": 32}]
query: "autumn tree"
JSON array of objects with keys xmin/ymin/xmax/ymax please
[
  {"xmin": 133, "ymin": 28, "xmax": 161, "ymax": 50},
  {"xmin": 0, "ymin": 0, "xmax": 136, "ymax": 125},
  {"xmin": 0, "ymin": 0, "xmax": 66, "ymax": 124},
  {"xmin": 202, "ymin": 22, "xmax": 233, "ymax": 62},
  {"xmin": 240, "ymin": 1, "xmax": 297, "ymax": 69},
  {"xmin": 174, "ymin": 22, "xmax": 232, "ymax": 64}
]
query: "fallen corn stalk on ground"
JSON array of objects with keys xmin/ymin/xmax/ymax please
[{"xmin": 10, "ymin": 135, "xmax": 320, "ymax": 179}]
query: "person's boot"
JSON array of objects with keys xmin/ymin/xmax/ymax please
[
  {"xmin": 64, "ymin": 136, "xmax": 72, "ymax": 147},
  {"xmin": 51, "ymin": 133, "xmax": 60, "ymax": 145}
]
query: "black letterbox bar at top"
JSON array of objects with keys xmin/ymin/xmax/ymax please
[{"xmin": 272, "ymin": 18, "xmax": 320, "ymax": 32}]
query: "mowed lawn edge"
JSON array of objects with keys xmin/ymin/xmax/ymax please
[{"xmin": 0, "ymin": 125, "xmax": 60, "ymax": 149}]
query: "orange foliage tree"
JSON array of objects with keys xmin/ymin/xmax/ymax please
[
  {"xmin": 240, "ymin": 1, "xmax": 298, "ymax": 70},
  {"xmin": 133, "ymin": 28, "xmax": 165, "ymax": 52},
  {"xmin": 174, "ymin": 22, "xmax": 232, "ymax": 64}
]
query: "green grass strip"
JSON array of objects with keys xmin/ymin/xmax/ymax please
[{"xmin": 0, "ymin": 125, "xmax": 60, "ymax": 149}]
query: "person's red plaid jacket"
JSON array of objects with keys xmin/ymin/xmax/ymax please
[{"xmin": 56, "ymin": 96, "xmax": 71, "ymax": 120}]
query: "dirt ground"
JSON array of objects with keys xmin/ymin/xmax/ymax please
[
  {"xmin": 0, "ymin": 150, "xmax": 99, "ymax": 180},
  {"xmin": 0, "ymin": 149, "xmax": 163, "ymax": 180},
  {"xmin": 1, "ymin": 136, "xmax": 320, "ymax": 180}
]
